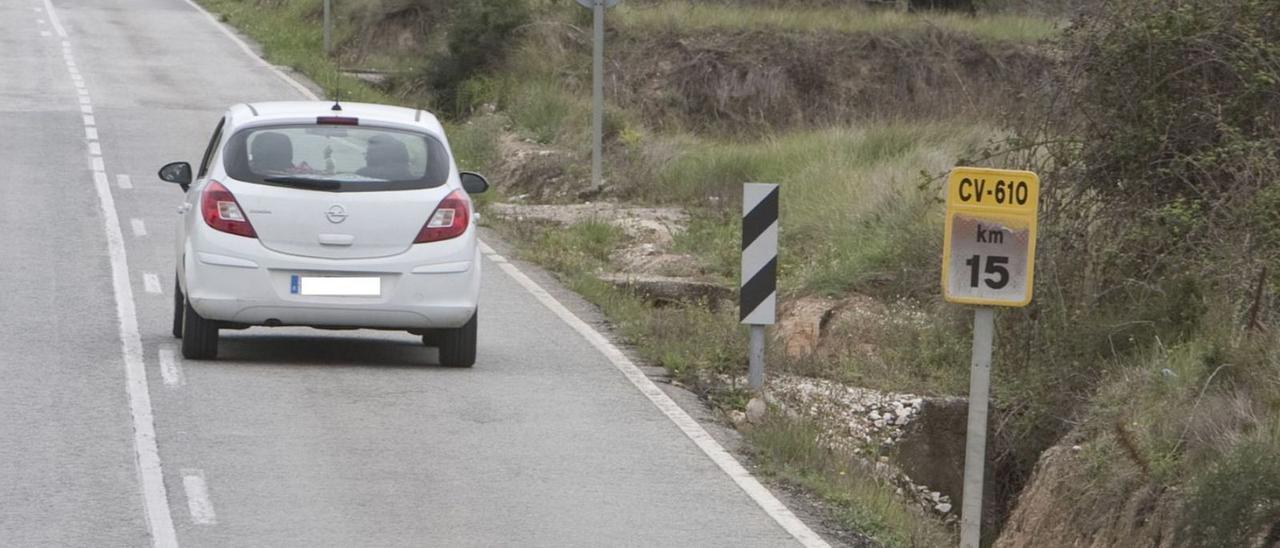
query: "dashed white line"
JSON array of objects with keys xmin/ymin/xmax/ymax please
[
  {"xmin": 181, "ymin": 471, "xmax": 217, "ymax": 525},
  {"xmin": 90, "ymin": 156, "xmax": 104, "ymax": 172},
  {"xmin": 83, "ymin": 114, "xmax": 94, "ymax": 126},
  {"xmin": 89, "ymin": 142, "xmax": 101, "ymax": 156},
  {"xmin": 117, "ymin": 174, "xmax": 133, "ymax": 189},
  {"xmin": 79, "ymin": 96, "xmax": 90, "ymax": 104},
  {"xmin": 81, "ymin": 104, "xmax": 93, "ymax": 115},
  {"xmin": 158, "ymin": 348, "xmax": 184, "ymax": 387},
  {"xmin": 130, "ymin": 218, "xmax": 147, "ymax": 238},
  {"xmin": 143, "ymin": 273, "xmax": 162, "ymax": 295},
  {"xmin": 85, "ymin": 127, "xmax": 98, "ymax": 140}
]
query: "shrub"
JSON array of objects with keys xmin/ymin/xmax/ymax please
[{"xmin": 425, "ymin": 0, "xmax": 532, "ymax": 117}]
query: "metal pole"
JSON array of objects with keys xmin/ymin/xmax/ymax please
[
  {"xmin": 748, "ymin": 325, "xmax": 765, "ymax": 391},
  {"xmin": 960, "ymin": 307, "xmax": 995, "ymax": 548},
  {"xmin": 323, "ymin": 0, "xmax": 332, "ymax": 57},
  {"xmin": 591, "ymin": 0, "xmax": 604, "ymax": 190}
]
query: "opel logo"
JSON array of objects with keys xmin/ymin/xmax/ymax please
[{"xmin": 326, "ymin": 205, "xmax": 348, "ymax": 224}]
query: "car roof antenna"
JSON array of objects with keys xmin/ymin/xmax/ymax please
[{"xmin": 331, "ymin": 78, "xmax": 343, "ymax": 112}]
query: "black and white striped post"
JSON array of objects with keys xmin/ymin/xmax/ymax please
[{"xmin": 741, "ymin": 183, "xmax": 779, "ymax": 392}]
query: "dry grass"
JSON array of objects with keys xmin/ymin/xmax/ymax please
[{"xmin": 617, "ymin": 2, "xmax": 1062, "ymax": 43}]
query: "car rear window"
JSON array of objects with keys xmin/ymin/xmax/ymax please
[{"xmin": 222, "ymin": 124, "xmax": 451, "ymax": 192}]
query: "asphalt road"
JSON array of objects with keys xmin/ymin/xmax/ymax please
[{"xmin": 0, "ymin": 0, "xmax": 830, "ymax": 546}]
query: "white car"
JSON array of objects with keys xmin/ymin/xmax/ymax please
[{"xmin": 159, "ymin": 101, "xmax": 488, "ymax": 366}]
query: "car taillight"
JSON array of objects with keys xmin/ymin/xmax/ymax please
[
  {"xmin": 201, "ymin": 181, "xmax": 257, "ymax": 238},
  {"xmin": 414, "ymin": 190, "xmax": 471, "ymax": 243}
]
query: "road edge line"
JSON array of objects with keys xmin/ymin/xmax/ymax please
[
  {"xmin": 176, "ymin": 0, "xmax": 318, "ymax": 100},
  {"xmin": 480, "ymin": 242, "xmax": 831, "ymax": 548},
  {"xmin": 39, "ymin": 0, "xmax": 66, "ymax": 37},
  {"xmin": 181, "ymin": 3, "xmax": 828, "ymax": 544},
  {"xmin": 46, "ymin": 2, "xmax": 180, "ymax": 545}
]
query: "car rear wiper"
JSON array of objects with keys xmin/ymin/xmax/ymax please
[{"xmin": 262, "ymin": 176, "xmax": 343, "ymax": 191}]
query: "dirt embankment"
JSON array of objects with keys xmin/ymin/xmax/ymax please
[
  {"xmin": 995, "ymin": 433, "xmax": 1185, "ymax": 548},
  {"xmin": 609, "ymin": 27, "xmax": 1051, "ymax": 132}
]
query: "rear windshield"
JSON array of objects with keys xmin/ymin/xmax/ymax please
[{"xmin": 223, "ymin": 124, "xmax": 451, "ymax": 192}]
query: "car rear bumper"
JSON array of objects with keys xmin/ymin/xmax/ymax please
[{"xmin": 184, "ymin": 237, "xmax": 481, "ymax": 330}]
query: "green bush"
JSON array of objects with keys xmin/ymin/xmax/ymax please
[
  {"xmin": 425, "ymin": 0, "xmax": 532, "ymax": 117},
  {"xmin": 1183, "ymin": 435, "xmax": 1280, "ymax": 547}
]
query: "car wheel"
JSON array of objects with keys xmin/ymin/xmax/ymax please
[
  {"xmin": 181, "ymin": 299, "xmax": 219, "ymax": 360},
  {"xmin": 436, "ymin": 312, "xmax": 477, "ymax": 368},
  {"xmin": 172, "ymin": 278, "xmax": 184, "ymax": 339}
]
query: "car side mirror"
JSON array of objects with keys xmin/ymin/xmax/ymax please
[
  {"xmin": 159, "ymin": 162, "xmax": 193, "ymax": 191},
  {"xmin": 460, "ymin": 171, "xmax": 489, "ymax": 194}
]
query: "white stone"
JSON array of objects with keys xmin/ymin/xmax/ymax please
[
  {"xmin": 935, "ymin": 502, "xmax": 953, "ymax": 513},
  {"xmin": 745, "ymin": 398, "xmax": 767, "ymax": 424}
]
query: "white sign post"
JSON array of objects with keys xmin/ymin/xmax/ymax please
[
  {"xmin": 942, "ymin": 167, "xmax": 1039, "ymax": 548},
  {"xmin": 576, "ymin": 0, "xmax": 621, "ymax": 191},
  {"xmin": 323, "ymin": 0, "xmax": 332, "ymax": 57}
]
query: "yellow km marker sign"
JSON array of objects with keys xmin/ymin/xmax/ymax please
[{"xmin": 942, "ymin": 167, "xmax": 1040, "ymax": 307}]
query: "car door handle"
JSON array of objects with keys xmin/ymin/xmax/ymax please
[{"xmin": 318, "ymin": 233, "xmax": 355, "ymax": 246}]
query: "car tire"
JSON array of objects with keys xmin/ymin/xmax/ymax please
[
  {"xmin": 172, "ymin": 278, "xmax": 184, "ymax": 339},
  {"xmin": 181, "ymin": 299, "xmax": 219, "ymax": 360},
  {"xmin": 436, "ymin": 312, "xmax": 477, "ymax": 368}
]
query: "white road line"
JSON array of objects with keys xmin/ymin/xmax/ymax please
[
  {"xmin": 89, "ymin": 142, "xmax": 101, "ymax": 156},
  {"xmin": 179, "ymin": 0, "xmax": 317, "ymax": 99},
  {"xmin": 85, "ymin": 127, "xmax": 98, "ymax": 140},
  {"xmin": 90, "ymin": 156, "xmax": 104, "ymax": 172},
  {"xmin": 81, "ymin": 104, "xmax": 93, "ymax": 115},
  {"xmin": 79, "ymin": 96, "xmax": 90, "ymax": 104},
  {"xmin": 83, "ymin": 114, "xmax": 94, "ymax": 126},
  {"xmin": 47, "ymin": 0, "xmax": 178, "ymax": 537},
  {"xmin": 143, "ymin": 273, "xmax": 162, "ymax": 295},
  {"xmin": 37, "ymin": 0, "xmax": 66, "ymax": 37},
  {"xmin": 181, "ymin": 471, "xmax": 217, "ymax": 525},
  {"xmin": 478, "ymin": 242, "xmax": 830, "ymax": 548},
  {"xmin": 117, "ymin": 174, "xmax": 133, "ymax": 189},
  {"xmin": 40, "ymin": 30, "xmax": 51, "ymax": 37},
  {"xmin": 158, "ymin": 348, "xmax": 184, "ymax": 387},
  {"xmin": 185, "ymin": 2, "xmax": 825, "ymax": 543},
  {"xmin": 88, "ymin": 114, "xmax": 180, "ymax": 548},
  {"xmin": 131, "ymin": 218, "xmax": 147, "ymax": 237}
]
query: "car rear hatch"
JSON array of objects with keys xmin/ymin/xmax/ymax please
[
  {"xmin": 229, "ymin": 182, "xmax": 446, "ymax": 260},
  {"xmin": 218, "ymin": 118, "xmax": 455, "ymax": 260}
]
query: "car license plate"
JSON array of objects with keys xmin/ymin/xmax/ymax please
[{"xmin": 290, "ymin": 275, "xmax": 380, "ymax": 296}]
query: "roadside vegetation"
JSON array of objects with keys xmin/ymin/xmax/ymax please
[{"xmin": 199, "ymin": 0, "xmax": 1280, "ymax": 545}]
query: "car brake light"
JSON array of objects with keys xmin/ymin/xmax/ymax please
[
  {"xmin": 201, "ymin": 181, "xmax": 257, "ymax": 238},
  {"xmin": 316, "ymin": 116, "xmax": 359, "ymax": 125},
  {"xmin": 414, "ymin": 190, "xmax": 470, "ymax": 243}
]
